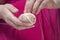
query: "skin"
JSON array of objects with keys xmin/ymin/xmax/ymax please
[
  {"xmin": 24, "ymin": 0, "xmax": 60, "ymax": 14},
  {"xmin": 0, "ymin": 4, "xmax": 34, "ymax": 30},
  {"xmin": 0, "ymin": 0, "xmax": 60, "ymax": 30}
]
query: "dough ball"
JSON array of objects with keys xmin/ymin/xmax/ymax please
[{"xmin": 19, "ymin": 13, "xmax": 36, "ymax": 26}]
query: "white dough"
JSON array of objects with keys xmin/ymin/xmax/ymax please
[{"xmin": 19, "ymin": 13, "xmax": 36, "ymax": 26}]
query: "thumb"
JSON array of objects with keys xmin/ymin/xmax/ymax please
[{"xmin": 4, "ymin": 4, "xmax": 18, "ymax": 13}]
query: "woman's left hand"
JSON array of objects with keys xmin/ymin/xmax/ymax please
[
  {"xmin": 24, "ymin": 0, "xmax": 43, "ymax": 14},
  {"xmin": 24, "ymin": 0, "xmax": 60, "ymax": 14}
]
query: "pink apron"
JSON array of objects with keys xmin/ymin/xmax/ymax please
[{"xmin": 0, "ymin": 0, "xmax": 60, "ymax": 40}]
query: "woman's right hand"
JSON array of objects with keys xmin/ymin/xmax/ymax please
[{"xmin": 0, "ymin": 4, "xmax": 34, "ymax": 30}]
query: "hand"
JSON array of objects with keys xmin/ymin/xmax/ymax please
[
  {"xmin": 0, "ymin": 4, "xmax": 34, "ymax": 30},
  {"xmin": 24, "ymin": 0, "xmax": 60, "ymax": 14},
  {"xmin": 53, "ymin": 0, "xmax": 60, "ymax": 8},
  {"xmin": 24, "ymin": 0, "xmax": 43, "ymax": 14}
]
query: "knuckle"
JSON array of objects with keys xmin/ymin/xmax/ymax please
[
  {"xmin": 37, "ymin": 0, "xmax": 42, "ymax": 2},
  {"xmin": 33, "ymin": 7, "xmax": 36, "ymax": 11},
  {"xmin": 27, "ymin": 0, "xmax": 32, "ymax": 1}
]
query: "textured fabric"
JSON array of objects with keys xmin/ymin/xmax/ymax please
[{"xmin": 0, "ymin": 0, "xmax": 60, "ymax": 40}]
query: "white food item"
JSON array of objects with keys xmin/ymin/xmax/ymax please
[{"xmin": 19, "ymin": 13, "xmax": 36, "ymax": 26}]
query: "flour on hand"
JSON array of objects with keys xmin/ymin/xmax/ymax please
[{"xmin": 19, "ymin": 13, "xmax": 36, "ymax": 26}]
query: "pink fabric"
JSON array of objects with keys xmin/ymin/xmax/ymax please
[{"xmin": 0, "ymin": 0, "xmax": 60, "ymax": 40}]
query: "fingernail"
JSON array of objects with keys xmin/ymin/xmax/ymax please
[{"xmin": 13, "ymin": 8, "xmax": 19, "ymax": 13}]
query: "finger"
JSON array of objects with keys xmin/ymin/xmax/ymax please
[
  {"xmin": 53, "ymin": 0, "xmax": 60, "ymax": 4},
  {"xmin": 4, "ymin": 17, "xmax": 17, "ymax": 28},
  {"xmin": 4, "ymin": 18, "xmax": 35, "ymax": 30},
  {"xmin": 53, "ymin": 0, "xmax": 60, "ymax": 8},
  {"xmin": 4, "ymin": 8, "xmax": 32, "ymax": 27},
  {"xmin": 36, "ymin": 0, "xmax": 48, "ymax": 14},
  {"xmin": 16, "ymin": 25, "xmax": 35, "ymax": 30},
  {"xmin": 24, "ymin": 0, "xmax": 35, "ymax": 13},
  {"xmin": 4, "ymin": 4, "xmax": 18, "ymax": 13},
  {"xmin": 32, "ymin": 0, "xmax": 43, "ymax": 14},
  {"xmin": 3, "ymin": 8, "xmax": 23, "ymax": 26}
]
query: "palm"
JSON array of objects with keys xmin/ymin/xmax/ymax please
[{"xmin": 44, "ymin": 0, "xmax": 60, "ymax": 9}]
